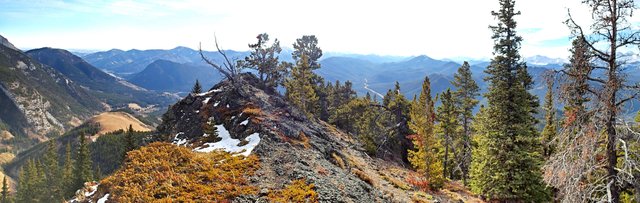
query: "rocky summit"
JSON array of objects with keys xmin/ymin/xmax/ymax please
[{"xmin": 75, "ymin": 73, "xmax": 478, "ymax": 202}]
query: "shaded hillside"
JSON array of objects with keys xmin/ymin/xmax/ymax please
[
  {"xmin": 128, "ymin": 59, "xmax": 222, "ymax": 93},
  {"xmin": 0, "ymin": 36, "xmax": 104, "ymax": 148},
  {"xmin": 25, "ymin": 48, "xmax": 177, "ymax": 108}
]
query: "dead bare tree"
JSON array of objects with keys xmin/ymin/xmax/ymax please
[
  {"xmin": 199, "ymin": 34, "xmax": 242, "ymax": 84},
  {"xmin": 544, "ymin": 1, "xmax": 640, "ymax": 202}
]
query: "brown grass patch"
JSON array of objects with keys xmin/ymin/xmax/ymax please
[
  {"xmin": 331, "ymin": 153, "xmax": 345, "ymax": 169},
  {"xmin": 0, "ymin": 153, "xmax": 15, "ymax": 165},
  {"xmin": 88, "ymin": 112, "xmax": 152, "ymax": 136},
  {"xmin": 352, "ymin": 168, "xmax": 374, "ymax": 185}
]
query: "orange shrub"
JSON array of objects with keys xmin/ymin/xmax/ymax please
[
  {"xmin": 406, "ymin": 173, "xmax": 431, "ymax": 191},
  {"xmin": 100, "ymin": 142, "xmax": 260, "ymax": 202},
  {"xmin": 268, "ymin": 179, "xmax": 318, "ymax": 203}
]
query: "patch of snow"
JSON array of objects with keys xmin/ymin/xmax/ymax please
[
  {"xmin": 172, "ymin": 132, "xmax": 187, "ymax": 146},
  {"xmin": 196, "ymin": 89, "xmax": 222, "ymax": 96},
  {"xmin": 203, "ymin": 97, "xmax": 211, "ymax": 104},
  {"xmin": 97, "ymin": 194, "xmax": 109, "ymax": 203},
  {"xmin": 193, "ymin": 124, "xmax": 261, "ymax": 156},
  {"xmin": 195, "ymin": 110, "xmax": 200, "ymax": 113},
  {"xmin": 214, "ymin": 101, "xmax": 220, "ymax": 107},
  {"xmin": 226, "ymin": 104, "xmax": 230, "ymax": 108},
  {"xmin": 240, "ymin": 119, "xmax": 249, "ymax": 126}
]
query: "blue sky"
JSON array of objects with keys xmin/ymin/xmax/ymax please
[{"xmin": 0, "ymin": 0, "xmax": 613, "ymax": 59}]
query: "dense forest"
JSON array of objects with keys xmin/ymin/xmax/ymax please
[{"xmin": 4, "ymin": 0, "xmax": 640, "ymax": 202}]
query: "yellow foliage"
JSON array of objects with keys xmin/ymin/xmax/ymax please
[
  {"xmin": 100, "ymin": 142, "xmax": 259, "ymax": 202},
  {"xmin": 268, "ymin": 179, "xmax": 318, "ymax": 203}
]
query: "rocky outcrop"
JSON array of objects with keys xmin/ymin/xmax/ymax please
[{"xmin": 83, "ymin": 73, "xmax": 480, "ymax": 202}]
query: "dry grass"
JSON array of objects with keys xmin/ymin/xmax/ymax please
[
  {"xmin": 0, "ymin": 131, "xmax": 13, "ymax": 141},
  {"xmin": 380, "ymin": 173, "xmax": 411, "ymax": 190},
  {"xmin": 331, "ymin": 153, "xmax": 345, "ymax": 169},
  {"xmin": 352, "ymin": 168, "xmax": 374, "ymax": 186},
  {"xmin": 88, "ymin": 112, "xmax": 152, "ymax": 136},
  {"xmin": 0, "ymin": 153, "xmax": 15, "ymax": 165}
]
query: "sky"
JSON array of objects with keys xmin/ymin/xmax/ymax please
[{"xmin": 0, "ymin": 0, "xmax": 626, "ymax": 60}]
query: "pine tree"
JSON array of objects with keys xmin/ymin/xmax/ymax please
[
  {"xmin": 62, "ymin": 142, "xmax": 74, "ymax": 198},
  {"xmin": 407, "ymin": 76, "xmax": 444, "ymax": 190},
  {"xmin": 284, "ymin": 54, "xmax": 319, "ymax": 118},
  {"xmin": 16, "ymin": 166, "xmax": 27, "ymax": 203},
  {"xmin": 43, "ymin": 141, "xmax": 62, "ymax": 201},
  {"xmin": 241, "ymin": 33, "xmax": 286, "ymax": 88},
  {"xmin": 541, "ymin": 75, "xmax": 556, "ymax": 158},
  {"xmin": 123, "ymin": 124, "xmax": 135, "ymax": 161},
  {"xmin": 191, "ymin": 79, "xmax": 202, "ymax": 94},
  {"xmin": 382, "ymin": 82, "xmax": 412, "ymax": 162},
  {"xmin": 73, "ymin": 133, "xmax": 93, "ymax": 192},
  {"xmin": 436, "ymin": 88, "xmax": 459, "ymax": 179},
  {"xmin": 292, "ymin": 35, "xmax": 322, "ymax": 70},
  {"xmin": 451, "ymin": 61, "xmax": 479, "ymax": 185},
  {"xmin": 2, "ymin": 176, "xmax": 9, "ymax": 203},
  {"xmin": 469, "ymin": 0, "xmax": 548, "ymax": 201}
]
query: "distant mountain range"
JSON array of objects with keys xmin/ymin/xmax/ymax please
[
  {"xmin": 26, "ymin": 48, "xmax": 176, "ymax": 107},
  {"xmin": 0, "ymin": 35, "xmax": 179, "ymax": 150},
  {"xmin": 128, "ymin": 60, "xmax": 222, "ymax": 93},
  {"xmin": 80, "ymin": 47, "xmax": 569, "ymax": 98}
]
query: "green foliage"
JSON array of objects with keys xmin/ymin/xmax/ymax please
[
  {"xmin": 541, "ymin": 77, "xmax": 557, "ymax": 158},
  {"xmin": 436, "ymin": 89, "xmax": 459, "ymax": 179},
  {"xmin": 240, "ymin": 33, "xmax": 287, "ymax": 89},
  {"xmin": 407, "ymin": 77, "xmax": 444, "ymax": 190},
  {"xmin": 284, "ymin": 54, "xmax": 319, "ymax": 118},
  {"xmin": 451, "ymin": 61, "xmax": 480, "ymax": 184},
  {"xmin": 73, "ymin": 133, "xmax": 93, "ymax": 191},
  {"xmin": 62, "ymin": 142, "xmax": 74, "ymax": 197},
  {"xmin": 470, "ymin": 0, "xmax": 549, "ymax": 201},
  {"xmin": 191, "ymin": 79, "xmax": 202, "ymax": 94},
  {"xmin": 1, "ymin": 176, "xmax": 8, "ymax": 203},
  {"xmin": 42, "ymin": 141, "xmax": 62, "ymax": 201}
]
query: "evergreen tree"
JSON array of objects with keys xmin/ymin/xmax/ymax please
[
  {"xmin": 407, "ymin": 76, "xmax": 444, "ymax": 189},
  {"xmin": 73, "ymin": 133, "xmax": 93, "ymax": 192},
  {"xmin": 451, "ymin": 61, "xmax": 479, "ymax": 185},
  {"xmin": 124, "ymin": 124, "xmax": 135, "ymax": 161},
  {"xmin": 469, "ymin": 0, "xmax": 548, "ymax": 201},
  {"xmin": 43, "ymin": 141, "xmax": 62, "ymax": 201},
  {"xmin": 2, "ymin": 176, "xmax": 8, "ymax": 203},
  {"xmin": 191, "ymin": 79, "xmax": 202, "ymax": 94},
  {"xmin": 292, "ymin": 35, "xmax": 322, "ymax": 70},
  {"xmin": 16, "ymin": 167, "xmax": 26, "ymax": 203},
  {"xmin": 284, "ymin": 54, "xmax": 319, "ymax": 118},
  {"xmin": 541, "ymin": 75, "xmax": 556, "ymax": 158},
  {"xmin": 382, "ymin": 82, "xmax": 412, "ymax": 161},
  {"xmin": 240, "ymin": 33, "xmax": 287, "ymax": 88},
  {"xmin": 62, "ymin": 142, "xmax": 74, "ymax": 198},
  {"xmin": 436, "ymin": 88, "xmax": 459, "ymax": 179}
]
